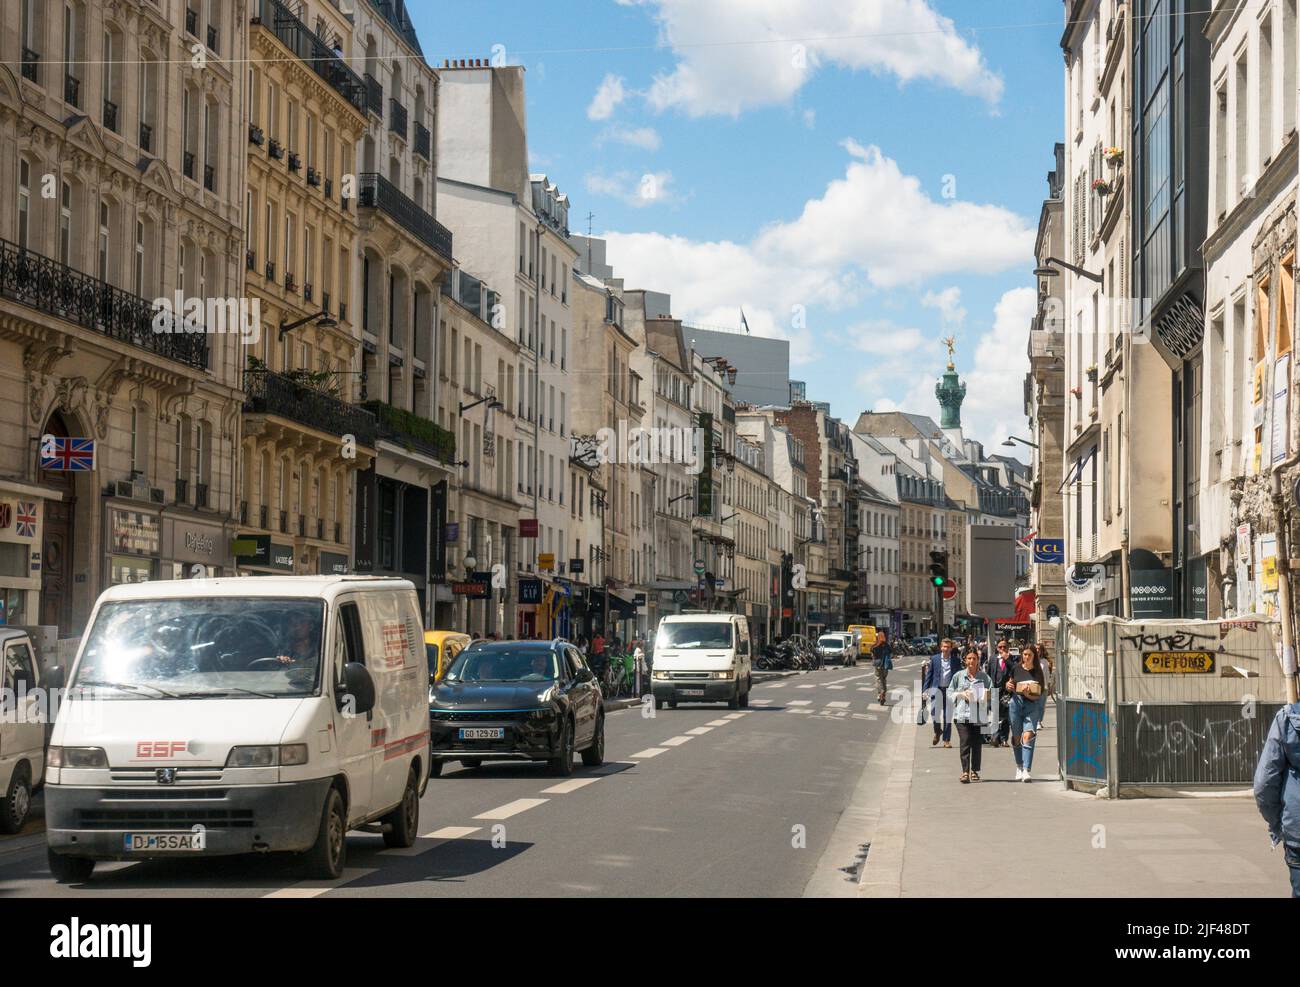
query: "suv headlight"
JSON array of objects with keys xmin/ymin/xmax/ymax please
[
  {"xmin": 226, "ymin": 744, "xmax": 308, "ymax": 767},
  {"xmin": 47, "ymin": 746, "xmax": 108, "ymax": 769}
]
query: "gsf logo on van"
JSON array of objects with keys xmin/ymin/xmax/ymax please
[{"xmin": 135, "ymin": 741, "xmax": 191, "ymax": 758}]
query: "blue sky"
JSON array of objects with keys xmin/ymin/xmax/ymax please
[{"xmin": 413, "ymin": 0, "xmax": 1065, "ymax": 454}]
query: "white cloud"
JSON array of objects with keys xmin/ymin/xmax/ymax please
[
  {"xmin": 585, "ymin": 169, "xmax": 679, "ymax": 208},
  {"xmin": 921, "ymin": 286, "xmax": 966, "ymax": 327},
  {"xmin": 602, "ymin": 142, "xmax": 1031, "ymax": 377},
  {"xmin": 634, "ymin": 0, "xmax": 1003, "ymax": 118},
  {"xmin": 587, "ymin": 73, "xmax": 626, "ymax": 120},
  {"xmin": 597, "ymin": 125, "xmax": 663, "ymax": 151}
]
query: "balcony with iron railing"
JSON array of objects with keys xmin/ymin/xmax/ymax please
[
  {"xmin": 185, "ymin": 6, "xmax": 199, "ymax": 36},
  {"xmin": 183, "ymin": 151, "xmax": 196, "ymax": 180},
  {"xmin": 204, "ymin": 164, "xmax": 215, "ymax": 191},
  {"xmin": 389, "ymin": 98, "xmax": 407, "ymax": 139},
  {"xmin": 259, "ymin": 504, "xmax": 269, "ymax": 529},
  {"xmin": 361, "ymin": 400, "xmax": 456, "ymax": 462},
  {"xmin": 64, "ymin": 73, "xmax": 80, "ymax": 108},
  {"xmin": 139, "ymin": 122, "xmax": 153, "ymax": 153},
  {"xmin": 103, "ymin": 99, "xmax": 118, "ymax": 133},
  {"xmin": 364, "ymin": 73, "xmax": 383, "ymax": 116},
  {"xmin": 357, "ymin": 173, "xmax": 452, "ymax": 261},
  {"xmin": 21, "ymin": 48, "xmax": 39, "ymax": 84},
  {"xmin": 251, "ymin": 0, "xmax": 368, "ymax": 115},
  {"xmin": 0, "ymin": 237, "xmax": 208, "ymax": 370},
  {"xmin": 244, "ymin": 368, "xmax": 377, "ymax": 445},
  {"xmin": 195, "ymin": 483, "xmax": 208, "ymax": 509},
  {"xmin": 414, "ymin": 121, "xmax": 430, "ymax": 160},
  {"xmin": 207, "ymin": 24, "xmax": 219, "ymax": 53}
]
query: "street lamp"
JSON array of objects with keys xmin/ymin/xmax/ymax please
[
  {"xmin": 278, "ymin": 310, "xmax": 337, "ymax": 340},
  {"xmin": 1033, "ymin": 257, "xmax": 1103, "ymax": 284},
  {"xmin": 460, "ymin": 395, "xmax": 504, "ymax": 415},
  {"xmin": 1002, "ymin": 436, "xmax": 1040, "ymax": 449}
]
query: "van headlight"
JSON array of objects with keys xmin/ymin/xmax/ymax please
[
  {"xmin": 712, "ymin": 671, "xmax": 732, "ymax": 680},
  {"xmin": 226, "ymin": 744, "xmax": 308, "ymax": 767},
  {"xmin": 47, "ymin": 746, "xmax": 107, "ymax": 769},
  {"xmin": 654, "ymin": 671, "xmax": 670, "ymax": 680}
]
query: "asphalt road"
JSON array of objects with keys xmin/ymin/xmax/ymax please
[{"xmin": 0, "ymin": 662, "xmax": 925, "ymax": 898}]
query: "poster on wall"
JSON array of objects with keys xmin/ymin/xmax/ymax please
[{"xmin": 1272, "ymin": 353, "xmax": 1291, "ymax": 465}]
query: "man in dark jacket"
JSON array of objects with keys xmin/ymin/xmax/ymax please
[
  {"xmin": 1253, "ymin": 703, "xmax": 1300, "ymax": 897},
  {"xmin": 871, "ymin": 630, "xmax": 893, "ymax": 706},
  {"xmin": 988, "ymin": 640, "xmax": 1014, "ymax": 746},
  {"xmin": 922, "ymin": 639, "xmax": 961, "ymax": 747}
]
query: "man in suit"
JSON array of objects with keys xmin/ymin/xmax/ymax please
[
  {"xmin": 922, "ymin": 638, "xmax": 961, "ymax": 748},
  {"xmin": 987, "ymin": 639, "xmax": 1014, "ymax": 746}
]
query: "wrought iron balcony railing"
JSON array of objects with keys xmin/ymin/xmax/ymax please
[
  {"xmin": 185, "ymin": 6, "xmax": 199, "ymax": 36},
  {"xmin": 389, "ymin": 98, "xmax": 407, "ymax": 139},
  {"xmin": 203, "ymin": 164, "xmax": 215, "ymax": 191},
  {"xmin": 414, "ymin": 121, "xmax": 430, "ymax": 160},
  {"xmin": 64, "ymin": 73, "xmax": 80, "ymax": 108},
  {"xmin": 21, "ymin": 48, "xmax": 39, "ymax": 84},
  {"xmin": 361, "ymin": 400, "xmax": 455, "ymax": 461},
  {"xmin": 243, "ymin": 369, "xmax": 378, "ymax": 445},
  {"xmin": 103, "ymin": 98, "xmax": 118, "ymax": 133},
  {"xmin": 252, "ymin": 0, "xmax": 368, "ymax": 115},
  {"xmin": 207, "ymin": 25, "xmax": 219, "ymax": 52},
  {"xmin": 183, "ymin": 150, "xmax": 196, "ymax": 180},
  {"xmin": 139, "ymin": 122, "xmax": 153, "ymax": 153},
  {"xmin": 0, "ymin": 237, "xmax": 209, "ymax": 370},
  {"xmin": 364, "ymin": 73, "xmax": 383, "ymax": 116},
  {"xmin": 195, "ymin": 482, "xmax": 208, "ymax": 508},
  {"xmin": 357, "ymin": 172, "xmax": 452, "ymax": 260}
]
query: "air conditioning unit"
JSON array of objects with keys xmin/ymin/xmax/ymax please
[{"xmin": 110, "ymin": 479, "xmax": 164, "ymax": 503}]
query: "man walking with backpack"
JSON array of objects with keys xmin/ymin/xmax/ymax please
[
  {"xmin": 1253, "ymin": 702, "xmax": 1300, "ymax": 896},
  {"xmin": 872, "ymin": 629, "xmax": 893, "ymax": 706}
]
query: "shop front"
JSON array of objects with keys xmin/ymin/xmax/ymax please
[
  {"xmin": 160, "ymin": 515, "xmax": 234, "ymax": 580},
  {"xmin": 234, "ymin": 534, "xmax": 296, "ymax": 575},
  {"xmin": 105, "ymin": 504, "xmax": 162, "ymax": 587},
  {"xmin": 0, "ymin": 481, "xmax": 56, "ymax": 627}
]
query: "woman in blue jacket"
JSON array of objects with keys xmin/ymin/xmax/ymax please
[{"xmin": 1253, "ymin": 703, "xmax": 1300, "ymax": 897}]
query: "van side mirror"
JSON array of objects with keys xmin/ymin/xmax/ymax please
[{"xmin": 339, "ymin": 662, "xmax": 376, "ymax": 715}]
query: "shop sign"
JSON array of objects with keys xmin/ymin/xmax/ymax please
[{"xmin": 111, "ymin": 510, "xmax": 159, "ymax": 556}]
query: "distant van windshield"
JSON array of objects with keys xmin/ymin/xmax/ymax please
[{"xmin": 657, "ymin": 622, "xmax": 733, "ymax": 649}]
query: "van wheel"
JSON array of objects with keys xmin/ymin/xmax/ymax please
[
  {"xmin": 382, "ymin": 767, "xmax": 420, "ymax": 849},
  {"xmin": 48, "ymin": 849, "xmax": 94, "ymax": 884},
  {"xmin": 548, "ymin": 718, "xmax": 574, "ymax": 776},
  {"xmin": 304, "ymin": 787, "xmax": 347, "ymax": 880},
  {"xmin": 739, "ymin": 683, "xmax": 750, "ymax": 708},
  {"xmin": 581, "ymin": 714, "xmax": 605, "ymax": 767},
  {"xmin": 0, "ymin": 766, "xmax": 32, "ymax": 834},
  {"xmin": 728, "ymin": 683, "xmax": 740, "ymax": 710}
]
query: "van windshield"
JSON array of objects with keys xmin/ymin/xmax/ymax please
[
  {"xmin": 656, "ymin": 622, "xmax": 733, "ymax": 650},
  {"xmin": 818, "ymin": 636, "xmax": 844, "ymax": 648},
  {"xmin": 71, "ymin": 598, "xmax": 325, "ymax": 699}
]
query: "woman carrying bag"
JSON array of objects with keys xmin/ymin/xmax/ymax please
[
  {"xmin": 950, "ymin": 649, "xmax": 993, "ymax": 783},
  {"xmin": 1007, "ymin": 643, "xmax": 1048, "ymax": 782}
]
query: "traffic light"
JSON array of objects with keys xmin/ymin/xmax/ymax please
[{"xmin": 929, "ymin": 550, "xmax": 949, "ymax": 588}]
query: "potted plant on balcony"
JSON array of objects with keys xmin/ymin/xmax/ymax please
[
  {"xmin": 1092, "ymin": 177, "xmax": 1113, "ymax": 196},
  {"xmin": 268, "ymin": 139, "xmax": 284, "ymax": 160},
  {"xmin": 248, "ymin": 124, "xmax": 265, "ymax": 147},
  {"xmin": 1085, "ymin": 364, "xmax": 1099, "ymax": 382},
  {"xmin": 288, "ymin": 152, "xmax": 302, "ymax": 173},
  {"xmin": 1103, "ymin": 146, "xmax": 1123, "ymax": 166}
]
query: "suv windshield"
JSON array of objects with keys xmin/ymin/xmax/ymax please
[
  {"xmin": 656, "ymin": 622, "xmax": 733, "ymax": 649},
  {"xmin": 72, "ymin": 598, "xmax": 325, "ymax": 699},
  {"xmin": 446, "ymin": 648, "xmax": 558, "ymax": 682}
]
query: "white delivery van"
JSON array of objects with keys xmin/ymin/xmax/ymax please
[
  {"xmin": 1, "ymin": 628, "xmax": 45, "ymax": 834},
  {"xmin": 817, "ymin": 632, "xmax": 855, "ymax": 667},
  {"xmin": 651, "ymin": 613, "xmax": 751, "ymax": 709},
  {"xmin": 43, "ymin": 576, "xmax": 430, "ymax": 883}
]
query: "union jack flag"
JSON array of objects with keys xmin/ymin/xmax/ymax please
[
  {"xmin": 15, "ymin": 502, "xmax": 37, "ymax": 538},
  {"xmin": 40, "ymin": 437, "xmax": 96, "ymax": 471}
]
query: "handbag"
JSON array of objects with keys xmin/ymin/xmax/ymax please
[{"xmin": 916, "ymin": 696, "xmax": 929, "ymax": 725}]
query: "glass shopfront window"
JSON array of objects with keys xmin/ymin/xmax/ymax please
[{"xmin": 111, "ymin": 555, "xmax": 155, "ymax": 584}]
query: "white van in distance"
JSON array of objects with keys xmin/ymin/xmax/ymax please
[
  {"xmin": 651, "ymin": 612, "xmax": 752, "ymax": 709},
  {"xmin": 44, "ymin": 576, "xmax": 430, "ymax": 883}
]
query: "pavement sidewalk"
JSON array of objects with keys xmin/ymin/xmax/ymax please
[{"xmin": 859, "ymin": 700, "xmax": 1290, "ymax": 897}]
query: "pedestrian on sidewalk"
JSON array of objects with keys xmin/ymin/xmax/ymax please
[
  {"xmin": 1007, "ymin": 643, "xmax": 1047, "ymax": 781},
  {"xmin": 951, "ymin": 649, "xmax": 993, "ymax": 783},
  {"xmin": 923, "ymin": 638, "xmax": 961, "ymax": 748},
  {"xmin": 871, "ymin": 629, "xmax": 893, "ymax": 705},
  {"xmin": 989, "ymin": 640, "xmax": 1014, "ymax": 746},
  {"xmin": 1252, "ymin": 702, "xmax": 1300, "ymax": 897}
]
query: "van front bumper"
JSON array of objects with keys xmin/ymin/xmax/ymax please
[
  {"xmin": 653, "ymin": 678, "xmax": 736, "ymax": 703},
  {"xmin": 45, "ymin": 778, "xmax": 333, "ymax": 860}
]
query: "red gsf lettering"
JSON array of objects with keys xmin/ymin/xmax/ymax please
[{"xmin": 135, "ymin": 741, "xmax": 189, "ymax": 758}]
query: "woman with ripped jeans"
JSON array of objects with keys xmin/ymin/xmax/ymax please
[{"xmin": 1006, "ymin": 643, "xmax": 1047, "ymax": 782}]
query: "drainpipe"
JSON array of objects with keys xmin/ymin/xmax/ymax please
[{"xmin": 1271, "ymin": 453, "xmax": 1300, "ymax": 704}]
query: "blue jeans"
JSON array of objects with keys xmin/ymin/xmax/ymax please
[
  {"xmin": 1286, "ymin": 844, "xmax": 1300, "ymax": 898},
  {"xmin": 1009, "ymin": 694, "xmax": 1046, "ymax": 771}
]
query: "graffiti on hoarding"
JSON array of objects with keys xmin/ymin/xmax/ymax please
[
  {"xmin": 1134, "ymin": 710, "xmax": 1250, "ymax": 761},
  {"xmin": 1118, "ymin": 630, "xmax": 1216, "ymax": 651}
]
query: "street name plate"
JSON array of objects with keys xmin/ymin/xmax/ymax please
[{"xmin": 1141, "ymin": 651, "xmax": 1216, "ymax": 674}]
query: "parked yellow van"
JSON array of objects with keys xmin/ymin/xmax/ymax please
[
  {"xmin": 425, "ymin": 630, "xmax": 472, "ymax": 682},
  {"xmin": 847, "ymin": 624, "xmax": 878, "ymax": 658}
]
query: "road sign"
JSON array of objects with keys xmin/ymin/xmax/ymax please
[
  {"xmin": 966, "ymin": 525, "xmax": 1016, "ymax": 619},
  {"xmin": 942, "ymin": 580, "xmax": 958, "ymax": 601},
  {"xmin": 1141, "ymin": 651, "xmax": 1215, "ymax": 674},
  {"xmin": 943, "ymin": 599, "xmax": 956, "ymax": 625},
  {"xmin": 694, "ymin": 559, "xmax": 706, "ymax": 575},
  {"xmin": 1032, "ymin": 538, "xmax": 1064, "ymax": 564}
]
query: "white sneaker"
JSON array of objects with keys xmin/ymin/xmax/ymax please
[
  {"xmin": 1013, "ymin": 768, "xmax": 1022, "ymax": 780},
  {"xmin": 1021, "ymin": 772, "xmax": 1032, "ymax": 783}
]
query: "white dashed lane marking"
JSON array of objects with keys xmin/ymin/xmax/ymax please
[
  {"xmin": 826, "ymin": 701, "xmax": 851, "ymax": 708},
  {"xmin": 474, "ymin": 798, "xmax": 549, "ymax": 820},
  {"xmin": 706, "ymin": 719, "xmax": 732, "ymax": 727},
  {"xmin": 685, "ymin": 726, "xmax": 713, "ymax": 735},
  {"xmin": 423, "ymin": 826, "xmax": 481, "ymax": 839},
  {"xmin": 630, "ymin": 747, "xmax": 670, "ymax": 758},
  {"xmin": 541, "ymin": 778, "xmax": 601, "ymax": 794},
  {"xmin": 789, "ymin": 700, "xmax": 812, "ymax": 706},
  {"xmin": 661, "ymin": 736, "xmax": 694, "ymax": 746}
]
